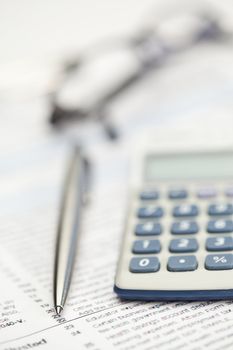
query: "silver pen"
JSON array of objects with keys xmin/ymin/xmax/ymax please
[{"xmin": 53, "ymin": 146, "xmax": 89, "ymax": 315}]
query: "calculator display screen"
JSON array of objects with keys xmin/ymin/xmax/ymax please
[{"xmin": 145, "ymin": 152, "xmax": 233, "ymax": 181}]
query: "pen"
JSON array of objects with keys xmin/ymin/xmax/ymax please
[{"xmin": 53, "ymin": 146, "xmax": 89, "ymax": 315}]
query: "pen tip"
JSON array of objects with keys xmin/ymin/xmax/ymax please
[{"xmin": 55, "ymin": 305, "xmax": 63, "ymax": 315}]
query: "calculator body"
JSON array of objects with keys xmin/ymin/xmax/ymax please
[{"xmin": 114, "ymin": 148, "xmax": 233, "ymax": 300}]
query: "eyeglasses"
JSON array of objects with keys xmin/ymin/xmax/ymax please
[{"xmin": 48, "ymin": 6, "xmax": 233, "ymax": 141}]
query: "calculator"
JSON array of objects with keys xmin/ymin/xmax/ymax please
[{"xmin": 114, "ymin": 149, "xmax": 233, "ymax": 301}]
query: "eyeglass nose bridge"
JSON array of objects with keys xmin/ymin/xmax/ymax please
[{"xmin": 49, "ymin": 104, "xmax": 88, "ymax": 126}]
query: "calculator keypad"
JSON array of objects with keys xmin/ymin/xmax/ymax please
[
  {"xmin": 168, "ymin": 189, "xmax": 187, "ymax": 199},
  {"xmin": 169, "ymin": 238, "xmax": 198, "ymax": 253},
  {"xmin": 171, "ymin": 221, "xmax": 199, "ymax": 235},
  {"xmin": 137, "ymin": 206, "xmax": 164, "ymax": 219},
  {"xmin": 135, "ymin": 222, "xmax": 162, "ymax": 236},
  {"xmin": 225, "ymin": 187, "xmax": 233, "ymax": 197},
  {"xmin": 167, "ymin": 255, "xmax": 198, "ymax": 272},
  {"xmin": 208, "ymin": 203, "xmax": 233, "ymax": 216},
  {"xmin": 129, "ymin": 185, "xmax": 233, "ymax": 275},
  {"xmin": 129, "ymin": 257, "xmax": 160, "ymax": 273},
  {"xmin": 207, "ymin": 219, "xmax": 233, "ymax": 233},
  {"xmin": 197, "ymin": 187, "xmax": 216, "ymax": 199},
  {"xmin": 206, "ymin": 237, "xmax": 233, "ymax": 251},
  {"xmin": 140, "ymin": 190, "xmax": 159, "ymax": 200},
  {"xmin": 173, "ymin": 204, "xmax": 198, "ymax": 217},
  {"xmin": 132, "ymin": 240, "xmax": 161, "ymax": 254},
  {"xmin": 205, "ymin": 254, "xmax": 233, "ymax": 270}
]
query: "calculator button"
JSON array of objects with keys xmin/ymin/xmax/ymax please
[
  {"xmin": 205, "ymin": 254, "xmax": 233, "ymax": 270},
  {"xmin": 225, "ymin": 187, "xmax": 233, "ymax": 197},
  {"xmin": 168, "ymin": 189, "xmax": 187, "ymax": 200},
  {"xmin": 137, "ymin": 207, "xmax": 164, "ymax": 219},
  {"xmin": 129, "ymin": 257, "xmax": 160, "ymax": 273},
  {"xmin": 132, "ymin": 240, "xmax": 161, "ymax": 254},
  {"xmin": 171, "ymin": 221, "xmax": 199, "ymax": 234},
  {"xmin": 208, "ymin": 204, "xmax": 233, "ymax": 216},
  {"xmin": 207, "ymin": 220, "xmax": 233, "ymax": 233},
  {"xmin": 135, "ymin": 222, "xmax": 162, "ymax": 236},
  {"xmin": 197, "ymin": 187, "xmax": 216, "ymax": 199},
  {"xmin": 167, "ymin": 255, "xmax": 198, "ymax": 272},
  {"xmin": 140, "ymin": 190, "xmax": 159, "ymax": 200},
  {"xmin": 173, "ymin": 204, "xmax": 198, "ymax": 217},
  {"xmin": 169, "ymin": 238, "xmax": 198, "ymax": 253},
  {"xmin": 206, "ymin": 237, "xmax": 233, "ymax": 251}
]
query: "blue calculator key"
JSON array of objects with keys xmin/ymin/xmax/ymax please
[
  {"xmin": 169, "ymin": 238, "xmax": 198, "ymax": 253},
  {"xmin": 130, "ymin": 257, "xmax": 160, "ymax": 273},
  {"xmin": 171, "ymin": 221, "xmax": 198, "ymax": 234},
  {"xmin": 137, "ymin": 206, "xmax": 164, "ymax": 219},
  {"xmin": 132, "ymin": 240, "xmax": 161, "ymax": 254},
  {"xmin": 206, "ymin": 237, "xmax": 233, "ymax": 251},
  {"xmin": 207, "ymin": 219, "xmax": 233, "ymax": 233},
  {"xmin": 169, "ymin": 189, "xmax": 188, "ymax": 199},
  {"xmin": 173, "ymin": 204, "xmax": 198, "ymax": 217},
  {"xmin": 225, "ymin": 187, "xmax": 233, "ymax": 197},
  {"xmin": 135, "ymin": 222, "xmax": 162, "ymax": 236},
  {"xmin": 197, "ymin": 187, "xmax": 216, "ymax": 199},
  {"xmin": 208, "ymin": 204, "xmax": 233, "ymax": 216},
  {"xmin": 167, "ymin": 255, "xmax": 198, "ymax": 272},
  {"xmin": 205, "ymin": 254, "xmax": 233, "ymax": 270},
  {"xmin": 140, "ymin": 190, "xmax": 159, "ymax": 200}
]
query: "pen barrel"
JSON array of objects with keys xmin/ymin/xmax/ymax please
[{"xmin": 54, "ymin": 148, "xmax": 86, "ymax": 311}]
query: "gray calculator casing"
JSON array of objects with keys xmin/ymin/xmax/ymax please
[{"xmin": 114, "ymin": 147, "xmax": 233, "ymax": 301}]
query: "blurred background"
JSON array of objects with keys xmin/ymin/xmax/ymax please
[
  {"xmin": 1, "ymin": 0, "xmax": 233, "ymax": 212},
  {"xmin": 1, "ymin": 0, "xmax": 233, "ymax": 148},
  {"xmin": 1, "ymin": 0, "xmax": 233, "ymax": 198}
]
